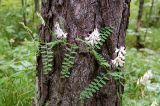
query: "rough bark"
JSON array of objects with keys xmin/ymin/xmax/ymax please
[
  {"xmin": 36, "ymin": 0, "xmax": 130, "ymax": 106},
  {"xmin": 136, "ymin": 0, "xmax": 144, "ymax": 48}
]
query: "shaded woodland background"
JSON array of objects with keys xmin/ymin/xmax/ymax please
[{"xmin": 0, "ymin": 0, "xmax": 160, "ymax": 106}]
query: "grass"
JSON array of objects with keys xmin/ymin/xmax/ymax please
[
  {"xmin": 123, "ymin": 1, "xmax": 160, "ymax": 105},
  {"xmin": 0, "ymin": 0, "xmax": 38, "ymax": 106},
  {"xmin": 0, "ymin": 0, "xmax": 160, "ymax": 106},
  {"xmin": 123, "ymin": 48, "xmax": 160, "ymax": 106},
  {"xmin": 0, "ymin": 40, "xmax": 37, "ymax": 106}
]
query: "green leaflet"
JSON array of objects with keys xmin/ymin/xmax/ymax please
[
  {"xmin": 41, "ymin": 43, "xmax": 53, "ymax": 75},
  {"xmin": 40, "ymin": 40, "xmax": 66, "ymax": 75},
  {"xmin": 95, "ymin": 27, "xmax": 112, "ymax": 49},
  {"xmin": 79, "ymin": 26, "xmax": 112, "ymax": 99},
  {"xmin": 91, "ymin": 49, "xmax": 110, "ymax": 68},
  {"xmin": 80, "ymin": 73, "xmax": 108, "ymax": 99},
  {"xmin": 39, "ymin": 26, "xmax": 114, "ymax": 100},
  {"xmin": 49, "ymin": 39, "xmax": 64, "ymax": 48},
  {"xmin": 60, "ymin": 45, "xmax": 77, "ymax": 78}
]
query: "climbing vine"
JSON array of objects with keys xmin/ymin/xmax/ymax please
[
  {"xmin": 38, "ymin": 20, "xmax": 126, "ymax": 100},
  {"xmin": 60, "ymin": 45, "xmax": 77, "ymax": 78},
  {"xmin": 80, "ymin": 73, "xmax": 109, "ymax": 99},
  {"xmin": 95, "ymin": 27, "xmax": 112, "ymax": 49},
  {"xmin": 41, "ymin": 43, "xmax": 53, "ymax": 75},
  {"xmin": 91, "ymin": 49, "xmax": 110, "ymax": 68}
]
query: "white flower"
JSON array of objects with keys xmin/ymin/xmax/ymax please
[
  {"xmin": 9, "ymin": 39, "xmax": 15, "ymax": 43},
  {"xmin": 115, "ymin": 46, "xmax": 126, "ymax": 55},
  {"xmin": 85, "ymin": 28, "xmax": 101, "ymax": 46},
  {"xmin": 112, "ymin": 46, "xmax": 126, "ymax": 67},
  {"xmin": 151, "ymin": 100, "xmax": 158, "ymax": 106},
  {"xmin": 54, "ymin": 22, "xmax": 68, "ymax": 38},
  {"xmin": 137, "ymin": 70, "xmax": 153, "ymax": 86},
  {"xmin": 143, "ymin": 70, "xmax": 153, "ymax": 81},
  {"xmin": 112, "ymin": 57, "xmax": 125, "ymax": 67}
]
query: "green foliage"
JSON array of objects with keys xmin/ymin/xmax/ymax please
[
  {"xmin": 0, "ymin": 1, "xmax": 39, "ymax": 105},
  {"xmin": 0, "ymin": 0, "xmax": 160, "ymax": 105},
  {"xmin": 0, "ymin": 0, "xmax": 39, "ymax": 42},
  {"xmin": 79, "ymin": 27, "xmax": 112, "ymax": 99},
  {"xmin": 95, "ymin": 27, "xmax": 112, "ymax": 49},
  {"xmin": 0, "ymin": 40, "xmax": 37, "ymax": 106},
  {"xmin": 49, "ymin": 39, "xmax": 65, "ymax": 48},
  {"xmin": 41, "ymin": 44, "xmax": 53, "ymax": 75},
  {"xmin": 80, "ymin": 73, "xmax": 108, "ymax": 99},
  {"xmin": 91, "ymin": 50, "xmax": 110, "ymax": 68},
  {"xmin": 123, "ymin": 48, "xmax": 160, "ymax": 106},
  {"xmin": 40, "ymin": 40, "xmax": 65, "ymax": 75},
  {"xmin": 60, "ymin": 45, "xmax": 77, "ymax": 78},
  {"xmin": 127, "ymin": 0, "xmax": 160, "ymax": 50}
]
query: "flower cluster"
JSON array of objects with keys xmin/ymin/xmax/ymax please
[
  {"xmin": 85, "ymin": 28, "xmax": 101, "ymax": 46},
  {"xmin": 54, "ymin": 22, "xmax": 68, "ymax": 38},
  {"xmin": 9, "ymin": 39, "xmax": 15, "ymax": 43},
  {"xmin": 112, "ymin": 46, "xmax": 126, "ymax": 67},
  {"xmin": 137, "ymin": 70, "xmax": 153, "ymax": 85}
]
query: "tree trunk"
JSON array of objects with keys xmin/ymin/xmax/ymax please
[
  {"xmin": 36, "ymin": 0, "xmax": 130, "ymax": 106},
  {"xmin": 21, "ymin": 0, "xmax": 27, "ymax": 25},
  {"xmin": 34, "ymin": 0, "xmax": 40, "ymax": 12},
  {"xmin": 136, "ymin": 0, "xmax": 144, "ymax": 48},
  {"xmin": 144, "ymin": 0, "xmax": 154, "ymax": 42}
]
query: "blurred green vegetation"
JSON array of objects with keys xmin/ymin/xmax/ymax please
[
  {"xmin": 0, "ymin": 0, "xmax": 39, "ymax": 105},
  {"xmin": 124, "ymin": 0, "xmax": 160, "ymax": 105},
  {"xmin": 0, "ymin": 0, "xmax": 159, "ymax": 106}
]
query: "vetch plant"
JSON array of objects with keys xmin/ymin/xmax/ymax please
[
  {"xmin": 80, "ymin": 73, "xmax": 109, "ymax": 99},
  {"xmin": 39, "ymin": 25, "xmax": 113, "ymax": 100},
  {"xmin": 86, "ymin": 27, "xmax": 112, "ymax": 49},
  {"xmin": 137, "ymin": 70, "xmax": 153, "ymax": 86},
  {"xmin": 60, "ymin": 45, "xmax": 77, "ymax": 78},
  {"xmin": 41, "ymin": 43, "xmax": 53, "ymax": 75},
  {"xmin": 91, "ymin": 49, "xmax": 110, "ymax": 68},
  {"xmin": 85, "ymin": 28, "xmax": 101, "ymax": 46},
  {"xmin": 136, "ymin": 70, "xmax": 158, "ymax": 99},
  {"xmin": 40, "ymin": 40, "xmax": 66, "ymax": 75},
  {"xmin": 80, "ymin": 70, "xmax": 125, "ymax": 99},
  {"xmin": 95, "ymin": 27, "xmax": 112, "ymax": 49},
  {"xmin": 112, "ymin": 46, "xmax": 126, "ymax": 67},
  {"xmin": 80, "ymin": 27, "xmax": 115, "ymax": 99}
]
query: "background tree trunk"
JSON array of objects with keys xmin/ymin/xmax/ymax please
[
  {"xmin": 34, "ymin": 0, "xmax": 40, "ymax": 12},
  {"xmin": 21, "ymin": 0, "xmax": 27, "ymax": 25},
  {"xmin": 36, "ymin": 0, "xmax": 130, "ymax": 106},
  {"xmin": 144, "ymin": 0, "xmax": 154, "ymax": 42},
  {"xmin": 136, "ymin": 0, "xmax": 144, "ymax": 48}
]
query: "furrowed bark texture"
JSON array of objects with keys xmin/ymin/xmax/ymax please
[{"xmin": 36, "ymin": 0, "xmax": 130, "ymax": 106}]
